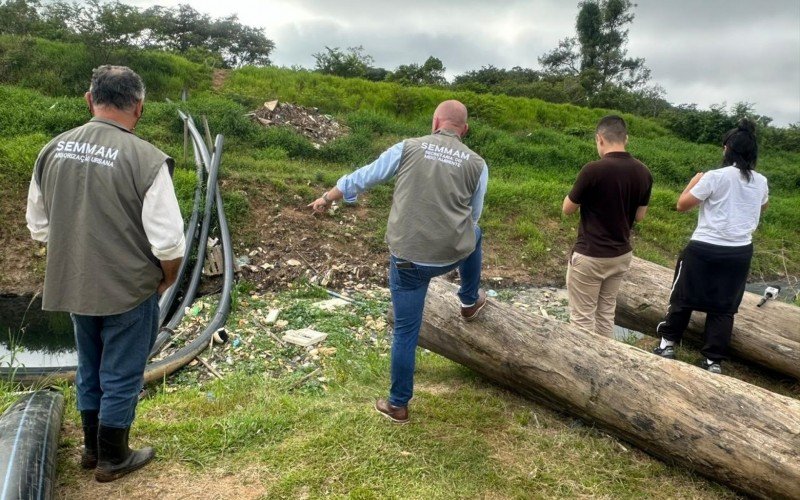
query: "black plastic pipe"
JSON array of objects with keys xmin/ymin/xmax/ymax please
[
  {"xmin": 144, "ymin": 149, "xmax": 235, "ymax": 383},
  {"xmin": 0, "ymin": 390, "xmax": 64, "ymax": 500},
  {"xmin": 1, "ymin": 112, "xmax": 234, "ymax": 385},
  {"xmin": 148, "ymin": 113, "xmax": 221, "ymax": 357},
  {"xmin": 158, "ymin": 122, "xmax": 205, "ymax": 326},
  {"xmin": 161, "ymin": 114, "xmax": 222, "ymax": 333}
]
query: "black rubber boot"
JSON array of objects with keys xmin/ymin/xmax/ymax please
[
  {"xmin": 94, "ymin": 425, "xmax": 154, "ymax": 482},
  {"xmin": 80, "ymin": 410, "xmax": 99, "ymax": 469}
]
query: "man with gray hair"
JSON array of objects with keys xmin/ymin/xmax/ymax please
[{"xmin": 26, "ymin": 65, "xmax": 185, "ymax": 482}]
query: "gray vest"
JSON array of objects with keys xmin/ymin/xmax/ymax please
[
  {"xmin": 35, "ymin": 117, "xmax": 171, "ymax": 315},
  {"xmin": 386, "ymin": 130, "xmax": 485, "ymax": 264}
]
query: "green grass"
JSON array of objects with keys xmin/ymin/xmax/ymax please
[
  {"xmin": 1, "ymin": 42, "xmax": 797, "ymax": 499},
  {"xmin": 47, "ymin": 284, "xmax": 742, "ymax": 498},
  {"xmin": 2, "ymin": 73, "xmax": 798, "ymax": 280},
  {"xmin": 0, "ymin": 35, "xmax": 211, "ymax": 100}
]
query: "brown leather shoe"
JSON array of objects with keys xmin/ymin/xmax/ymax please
[
  {"xmin": 461, "ymin": 289, "xmax": 487, "ymax": 322},
  {"xmin": 375, "ymin": 399, "xmax": 409, "ymax": 424}
]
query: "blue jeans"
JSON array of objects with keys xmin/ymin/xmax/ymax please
[
  {"xmin": 388, "ymin": 227, "xmax": 482, "ymax": 407},
  {"xmin": 72, "ymin": 293, "xmax": 159, "ymax": 428}
]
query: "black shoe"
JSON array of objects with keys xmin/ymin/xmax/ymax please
[
  {"xmin": 701, "ymin": 359, "xmax": 722, "ymax": 374},
  {"xmin": 652, "ymin": 345, "xmax": 676, "ymax": 359},
  {"xmin": 80, "ymin": 410, "xmax": 99, "ymax": 469},
  {"xmin": 95, "ymin": 425, "xmax": 154, "ymax": 482}
]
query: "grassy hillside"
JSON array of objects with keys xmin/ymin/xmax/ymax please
[
  {"xmin": 0, "ymin": 35, "xmax": 211, "ymax": 100},
  {"xmin": 2, "ymin": 65, "xmax": 797, "ymax": 284},
  {"xmin": 2, "ymin": 48, "xmax": 799, "ymax": 498}
]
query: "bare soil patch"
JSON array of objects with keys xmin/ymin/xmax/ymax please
[
  {"xmin": 0, "ymin": 177, "xmax": 548, "ymax": 298},
  {"xmin": 0, "ymin": 189, "xmax": 44, "ymax": 295}
]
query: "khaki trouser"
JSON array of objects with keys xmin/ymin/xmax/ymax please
[{"xmin": 566, "ymin": 251, "xmax": 633, "ymax": 338}]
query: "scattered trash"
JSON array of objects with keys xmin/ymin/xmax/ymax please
[
  {"xmin": 232, "ymin": 337, "xmax": 242, "ymax": 348},
  {"xmin": 204, "ymin": 240, "xmax": 224, "ymax": 276},
  {"xmin": 247, "ymin": 100, "xmax": 348, "ymax": 147},
  {"xmin": 286, "ymin": 259, "xmax": 302, "ymax": 267},
  {"xmin": 265, "ymin": 309, "xmax": 281, "ymax": 324},
  {"xmin": 487, "ymin": 289, "xmax": 498, "ymax": 298},
  {"xmin": 313, "ymin": 298, "xmax": 350, "ymax": 311},
  {"xmin": 212, "ymin": 328, "xmax": 229, "ymax": 344},
  {"xmin": 235, "ymin": 255, "xmax": 250, "ymax": 268},
  {"xmin": 283, "ymin": 328, "xmax": 328, "ymax": 347}
]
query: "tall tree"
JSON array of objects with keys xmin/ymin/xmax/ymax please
[
  {"xmin": 312, "ymin": 46, "xmax": 375, "ymax": 79},
  {"xmin": 0, "ymin": 0, "xmax": 43, "ymax": 36},
  {"xmin": 387, "ymin": 56, "xmax": 447, "ymax": 86},
  {"xmin": 0, "ymin": 0, "xmax": 274, "ymax": 68},
  {"xmin": 539, "ymin": 0, "xmax": 649, "ymax": 95}
]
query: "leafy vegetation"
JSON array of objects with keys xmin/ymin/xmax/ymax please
[
  {"xmin": 539, "ymin": 0, "xmax": 651, "ymax": 96},
  {"xmin": 0, "ymin": 38, "xmax": 797, "ymax": 497},
  {"xmin": 48, "ymin": 284, "xmax": 750, "ymax": 498},
  {"xmin": 0, "ymin": 35, "xmax": 211, "ymax": 98},
  {"xmin": 1, "ymin": 60, "xmax": 797, "ymax": 280},
  {"xmin": 0, "ymin": 0, "xmax": 275, "ymax": 68}
]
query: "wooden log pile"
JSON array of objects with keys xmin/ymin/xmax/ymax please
[
  {"xmin": 616, "ymin": 257, "xmax": 800, "ymax": 379},
  {"xmin": 411, "ymin": 279, "xmax": 800, "ymax": 499}
]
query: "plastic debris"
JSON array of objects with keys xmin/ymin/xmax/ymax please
[
  {"xmin": 282, "ymin": 328, "xmax": 328, "ymax": 347},
  {"xmin": 265, "ymin": 309, "xmax": 281, "ymax": 324},
  {"xmin": 312, "ymin": 298, "xmax": 350, "ymax": 311},
  {"xmin": 487, "ymin": 289, "xmax": 498, "ymax": 298}
]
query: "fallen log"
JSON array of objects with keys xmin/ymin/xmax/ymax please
[
  {"xmin": 412, "ymin": 279, "xmax": 800, "ymax": 499},
  {"xmin": 616, "ymin": 256, "xmax": 800, "ymax": 379}
]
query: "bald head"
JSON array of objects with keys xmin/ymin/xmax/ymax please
[{"xmin": 432, "ymin": 100, "xmax": 469, "ymax": 137}]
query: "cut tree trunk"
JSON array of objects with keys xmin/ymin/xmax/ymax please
[
  {"xmin": 616, "ymin": 256, "xmax": 800, "ymax": 379},
  {"xmin": 410, "ymin": 279, "xmax": 800, "ymax": 499}
]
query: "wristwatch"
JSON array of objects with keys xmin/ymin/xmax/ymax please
[{"xmin": 322, "ymin": 191, "xmax": 331, "ymax": 204}]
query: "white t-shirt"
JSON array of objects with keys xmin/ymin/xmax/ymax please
[{"xmin": 690, "ymin": 165, "xmax": 768, "ymax": 246}]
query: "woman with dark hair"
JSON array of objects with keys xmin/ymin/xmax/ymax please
[{"xmin": 652, "ymin": 119, "xmax": 769, "ymax": 374}]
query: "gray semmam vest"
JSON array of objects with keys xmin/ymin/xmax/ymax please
[
  {"xmin": 386, "ymin": 129, "xmax": 485, "ymax": 264},
  {"xmin": 35, "ymin": 117, "xmax": 171, "ymax": 315}
]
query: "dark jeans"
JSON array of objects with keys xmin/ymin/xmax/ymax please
[
  {"xmin": 657, "ymin": 306, "xmax": 734, "ymax": 361},
  {"xmin": 388, "ymin": 227, "xmax": 482, "ymax": 407},
  {"xmin": 72, "ymin": 293, "xmax": 159, "ymax": 428}
]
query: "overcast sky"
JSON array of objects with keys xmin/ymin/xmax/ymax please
[{"xmin": 131, "ymin": 0, "xmax": 800, "ymax": 126}]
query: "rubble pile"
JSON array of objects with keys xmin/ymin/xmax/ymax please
[{"xmin": 248, "ymin": 100, "xmax": 348, "ymax": 147}]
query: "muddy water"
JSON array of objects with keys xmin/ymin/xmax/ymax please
[{"xmin": 0, "ymin": 295, "xmax": 77, "ymax": 368}]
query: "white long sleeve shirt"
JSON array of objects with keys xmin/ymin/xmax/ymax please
[{"xmin": 26, "ymin": 162, "xmax": 186, "ymax": 261}]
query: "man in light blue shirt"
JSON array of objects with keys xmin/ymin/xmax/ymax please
[{"xmin": 309, "ymin": 100, "xmax": 489, "ymax": 424}]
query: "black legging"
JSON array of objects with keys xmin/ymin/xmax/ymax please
[{"xmin": 656, "ymin": 306, "xmax": 734, "ymax": 361}]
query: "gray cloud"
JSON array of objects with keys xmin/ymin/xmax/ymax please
[{"xmin": 130, "ymin": 0, "xmax": 800, "ymax": 125}]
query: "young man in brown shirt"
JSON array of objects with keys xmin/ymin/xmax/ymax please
[{"xmin": 562, "ymin": 115, "xmax": 653, "ymax": 337}]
